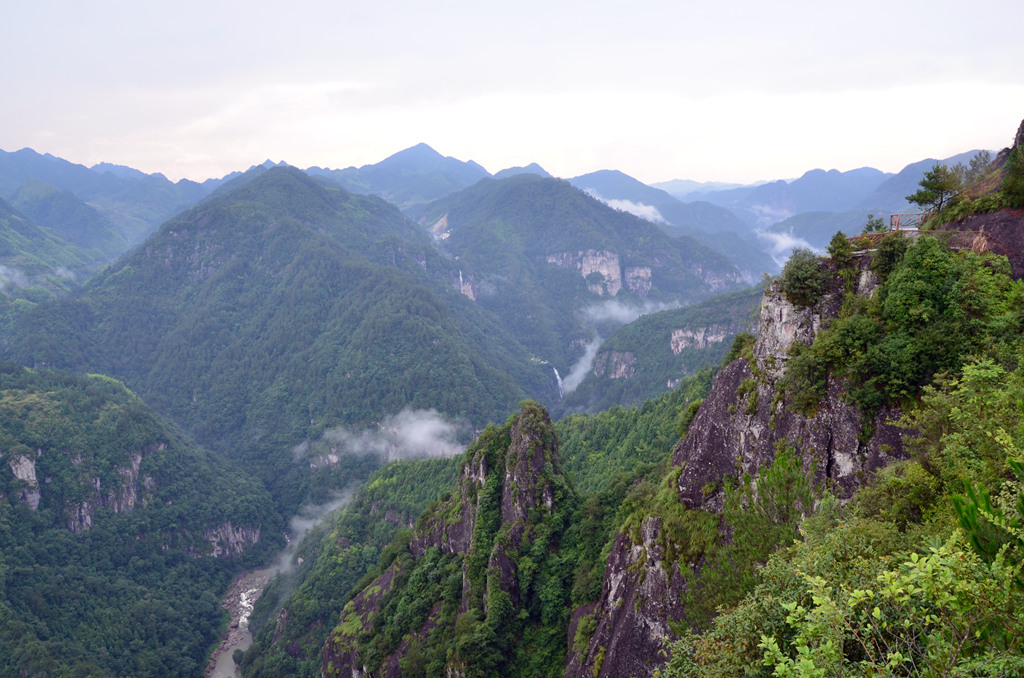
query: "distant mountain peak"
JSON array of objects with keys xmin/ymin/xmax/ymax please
[
  {"xmin": 493, "ymin": 162, "xmax": 551, "ymax": 180},
  {"xmin": 253, "ymin": 159, "xmax": 289, "ymax": 171},
  {"xmin": 379, "ymin": 143, "xmax": 445, "ymax": 165}
]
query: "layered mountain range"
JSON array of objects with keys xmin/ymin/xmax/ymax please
[{"xmin": 2, "ymin": 118, "xmax": 1022, "ymax": 678}]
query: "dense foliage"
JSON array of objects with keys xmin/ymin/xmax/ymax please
[
  {"xmin": 10, "ymin": 177, "xmax": 129, "ymax": 261},
  {"xmin": 242, "ymin": 457, "xmax": 461, "ymax": 678},
  {"xmin": 243, "ymin": 366, "xmax": 714, "ymax": 676},
  {"xmin": 780, "ymin": 234, "xmax": 1021, "ymax": 420},
  {"xmin": 0, "ymin": 197, "xmax": 104, "ymax": 306},
  {"xmin": 662, "ymin": 235, "xmax": 1024, "ymax": 676},
  {"xmin": 321, "ymin": 403, "xmax": 582, "ymax": 678},
  {"xmin": 557, "ymin": 286, "xmax": 761, "ymax": 415},
  {"xmin": 778, "ymin": 247, "xmax": 832, "ymax": 308},
  {"xmin": 0, "ymin": 364, "xmax": 275, "ymax": 677},
  {"xmin": 4, "ymin": 168, "xmax": 552, "ymax": 515},
  {"xmin": 557, "ymin": 370, "xmax": 714, "ymax": 495},
  {"xmin": 418, "ymin": 174, "xmax": 743, "ymax": 374}
]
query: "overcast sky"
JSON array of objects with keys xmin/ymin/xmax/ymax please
[{"xmin": 4, "ymin": 0, "xmax": 1023, "ymax": 184}]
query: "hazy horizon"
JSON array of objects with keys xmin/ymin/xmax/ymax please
[{"xmin": 4, "ymin": 0, "xmax": 1023, "ymax": 185}]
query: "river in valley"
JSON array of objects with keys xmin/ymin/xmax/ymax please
[{"xmin": 205, "ymin": 567, "xmax": 274, "ymax": 678}]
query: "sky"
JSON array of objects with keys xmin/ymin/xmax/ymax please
[{"xmin": 4, "ymin": 0, "xmax": 1024, "ymax": 184}]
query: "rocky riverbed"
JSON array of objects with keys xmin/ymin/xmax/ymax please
[{"xmin": 205, "ymin": 567, "xmax": 273, "ymax": 678}]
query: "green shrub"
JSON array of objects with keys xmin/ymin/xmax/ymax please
[
  {"xmin": 778, "ymin": 343, "xmax": 827, "ymax": 416},
  {"xmin": 861, "ymin": 213, "xmax": 886, "ymax": 234},
  {"xmin": 779, "ymin": 248, "xmax": 830, "ymax": 308},
  {"xmin": 869, "ymin": 232, "xmax": 907, "ymax": 281},
  {"xmin": 674, "ymin": 398, "xmax": 703, "ymax": 439}
]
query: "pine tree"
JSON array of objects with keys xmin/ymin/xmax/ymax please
[{"xmin": 906, "ymin": 162, "xmax": 961, "ymax": 212}]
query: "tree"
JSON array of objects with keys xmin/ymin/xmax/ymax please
[
  {"xmin": 862, "ymin": 214, "xmax": 886, "ymax": 234},
  {"xmin": 968, "ymin": 150, "xmax": 992, "ymax": 180},
  {"xmin": 779, "ymin": 248, "xmax": 829, "ymax": 308},
  {"xmin": 906, "ymin": 162, "xmax": 961, "ymax": 212}
]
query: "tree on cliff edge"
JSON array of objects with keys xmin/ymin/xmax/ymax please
[{"xmin": 906, "ymin": 162, "xmax": 960, "ymax": 213}]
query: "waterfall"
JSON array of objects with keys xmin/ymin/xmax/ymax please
[
  {"xmin": 459, "ymin": 269, "xmax": 464, "ymax": 292},
  {"xmin": 553, "ymin": 367, "xmax": 564, "ymax": 400}
]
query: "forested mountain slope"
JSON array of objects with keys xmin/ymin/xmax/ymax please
[
  {"xmin": 320, "ymin": 402, "xmax": 582, "ymax": 677},
  {"xmin": 0, "ymin": 147, "xmax": 216, "ymax": 248},
  {"xmin": 418, "ymin": 174, "xmax": 745, "ymax": 376},
  {"xmin": 556, "ymin": 285, "xmax": 762, "ymax": 415},
  {"xmin": 571, "ymin": 230, "xmax": 1024, "ymax": 677},
  {"xmin": 10, "ymin": 177, "xmax": 129, "ymax": 260},
  {"xmin": 240, "ymin": 370, "xmax": 713, "ymax": 678},
  {"xmin": 242, "ymin": 456, "xmax": 462, "ymax": 678},
  {"xmin": 0, "ymin": 196, "xmax": 109, "ymax": 308},
  {"xmin": 0, "ymin": 364, "xmax": 275, "ymax": 677},
  {"xmin": 568, "ymin": 169, "xmax": 779, "ymax": 279},
  {"xmin": 281, "ymin": 226, "xmax": 1024, "ymax": 678},
  {"xmin": 4, "ymin": 167, "xmax": 551, "ymax": 513}
]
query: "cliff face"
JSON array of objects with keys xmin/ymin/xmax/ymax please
[
  {"xmin": 321, "ymin": 403, "xmax": 573, "ymax": 678},
  {"xmin": 675, "ymin": 269, "xmax": 905, "ymax": 508},
  {"xmin": 0, "ymin": 370, "xmax": 269, "ymax": 560},
  {"xmin": 566, "ymin": 257, "xmax": 910, "ymax": 678},
  {"xmin": 4, "ymin": 441, "xmax": 160, "ymax": 531},
  {"xmin": 938, "ymin": 208, "xmax": 1024, "ymax": 280},
  {"xmin": 564, "ymin": 517, "xmax": 692, "ymax": 678}
]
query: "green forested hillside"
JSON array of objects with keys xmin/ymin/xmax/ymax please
[
  {"xmin": 0, "ymin": 197, "xmax": 109, "ymax": 331},
  {"xmin": 262, "ymin": 227, "xmax": 1024, "ymax": 678},
  {"xmin": 0, "ymin": 147, "xmax": 215, "ymax": 246},
  {"xmin": 11, "ymin": 177, "xmax": 129, "ymax": 260},
  {"xmin": 664, "ymin": 232, "xmax": 1024, "ymax": 676},
  {"xmin": 242, "ymin": 456, "xmax": 461, "ymax": 678},
  {"xmin": 419, "ymin": 174, "xmax": 744, "ymax": 373},
  {"xmin": 239, "ymin": 367, "xmax": 714, "ymax": 677},
  {"xmin": 557, "ymin": 285, "xmax": 762, "ymax": 415},
  {"xmin": 4, "ymin": 167, "xmax": 551, "ymax": 513},
  {"xmin": 0, "ymin": 364, "xmax": 275, "ymax": 678}
]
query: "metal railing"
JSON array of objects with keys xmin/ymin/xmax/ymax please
[{"xmin": 890, "ymin": 213, "xmax": 931, "ymax": 230}]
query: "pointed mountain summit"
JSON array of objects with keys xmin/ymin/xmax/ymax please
[
  {"xmin": 493, "ymin": 162, "xmax": 551, "ymax": 179},
  {"xmin": 322, "ymin": 401, "xmax": 577, "ymax": 676},
  {"xmin": 307, "ymin": 143, "xmax": 490, "ymax": 213}
]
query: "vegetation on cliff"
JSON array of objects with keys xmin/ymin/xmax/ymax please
[
  {"xmin": 417, "ymin": 174, "xmax": 744, "ymax": 372},
  {"xmin": 0, "ymin": 364, "xmax": 275, "ymax": 678},
  {"xmin": 662, "ymin": 232, "xmax": 1024, "ymax": 676},
  {"xmin": 557, "ymin": 285, "xmax": 762, "ymax": 415},
  {"xmin": 242, "ymin": 456, "xmax": 461, "ymax": 678}
]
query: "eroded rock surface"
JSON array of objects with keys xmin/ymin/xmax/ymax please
[
  {"xmin": 322, "ymin": 403, "xmax": 568, "ymax": 678},
  {"xmin": 569, "ymin": 258, "xmax": 909, "ymax": 678}
]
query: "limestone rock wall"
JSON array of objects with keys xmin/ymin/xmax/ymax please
[
  {"xmin": 547, "ymin": 249, "xmax": 623, "ymax": 296},
  {"xmin": 569, "ymin": 257, "xmax": 909, "ymax": 678},
  {"xmin": 670, "ymin": 325, "xmax": 730, "ymax": 353},
  {"xmin": 591, "ymin": 351, "xmax": 637, "ymax": 380}
]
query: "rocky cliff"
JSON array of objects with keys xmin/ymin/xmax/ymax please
[
  {"xmin": 321, "ymin": 402, "xmax": 574, "ymax": 677},
  {"xmin": 565, "ymin": 256, "xmax": 910, "ymax": 678},
  {"xmin": 0, "ymin": 367, "xmax": 269, "ymax": 558}
]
